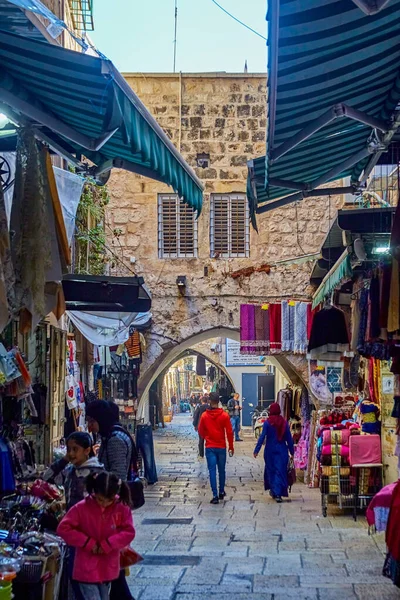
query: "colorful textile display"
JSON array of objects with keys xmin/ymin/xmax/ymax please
[
  {"xmin": 349, "ymin": 434, "xmax": 381, "ymax": 466},
  {"xmin": 366, "ymin": 482, "xmax": 396, "ymax": 530},
  {"xmin": 321, "ymin": 466, "xmax": 350, "ymax": 476},
  {"xmin": 322, "ymin": 429, "xmax": 350, "ymax": 446},
  {"xmin": 321, "ymin": 444, "xmax": 350, "ymax": 459},
  {"xmin": 359, "ymin": 400, "xmax": 380, "ymax": 435},
  {"xmin": 240, "ymin": 304, "xmax": 256, "ymax": 354}
]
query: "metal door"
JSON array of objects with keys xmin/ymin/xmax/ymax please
[
  {"xmin": 242, "ymin": 373, "xmax": 258, "ymax": 426},
  {"xmin": 258, "ymin": 374, "xmax": 275, "ymax": 408}
]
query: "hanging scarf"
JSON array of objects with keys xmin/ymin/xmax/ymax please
[
  {"xmin": 269, "ymin": 303, "xmax": 282, "ymax": 353},
  {"xmin": 268, "ymin": 402, "xmax": 286, "ymax": 441},
  {"xmin": 294, "ymin": 302, "xmax": 308, "ymax": 354},
  {"xmin": 240, "ymin": 304, "xmax": 256, "ymax": 355}
]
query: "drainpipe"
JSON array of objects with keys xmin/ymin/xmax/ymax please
[{"xmin": 178, "ymin": 71, "xmax": 182, "ymax": 152}]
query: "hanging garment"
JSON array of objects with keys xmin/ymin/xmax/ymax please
[
  {"xmin": 388, "ymin": 258, "xmax": 400, "ymax": 333},
  {"xmin": 269, "ymin": 303, "xmax": 282, "ymax": 353},
  {"xmin": 254, "ymin": 305, "xmax": 269, "ymax": 354},
  {"xmin": 350, "ymin": 296, "xmax": 361, "ymax": 352},
  {"xmin": 369, "ymin": 274, "xmax": 381, "ymax": 340},
  {"xmin": 281, "ymin": 301, "xmax": 295, "ymax": 352},
  {"xmin": 196, "ymin": 355, "xmax": 206, "ymax": 376},
  {"xmin": 307, "ymin": 306, "xmax": 349, "ymax": 358},
  {"xmin": 125, "ymin": 330, "xmax": 141, "ymax": 360},
  {"xmin": 262, "ymin": 306, "xmax": 270, "ymax": 355},
  {"xmin": 0, "ymin": 437, "xmax": 15, "ymax": 494},
  {"xmin": 240, "ymin": 304, "xmax": 256, "ymax": 355},
  {"xmin": 0, "ymin": 182, "xmax": 15, "ymax": 333},
  {"xmin": 294, "ymin": 302, "xmax": 308, "ymax": 354},
  {"xmin": 11, "ymin": 130, "xmax": 53, "ymax": 322},
  {"xmin": 380, "ymin": 262, "xmax": 392, "ymax": 331}
]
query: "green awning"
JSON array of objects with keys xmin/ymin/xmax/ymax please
[
  {"xmin": 0, "ymin": 30, "xmax": 203, "ymax": 212},
  {"xmin": 248, "ymin": 0, "xmax": 400, "ymax": 218},
  {"xmin": 312, "ymin": 251, "xmax": 353, "ymax": 310}
]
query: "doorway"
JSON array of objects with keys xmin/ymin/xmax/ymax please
[{"xmin": 242, "ymin": 372, "xmax": 275, "ymax": 426}]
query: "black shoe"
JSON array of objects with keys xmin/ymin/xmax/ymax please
[
  {"xmin": 276, "ymin": 496, "xmax": 283, "ymax": 503},
  {"xmin": 219, "ymin": 491, "xmax": 226, "ymax": 500},
  {"xmin": 210, "ymin": 497, "xmax": 219, "ymax": 504},
  {"xmin": 236, "ymin": 439, "xmax": 244, "ymax": 442}
]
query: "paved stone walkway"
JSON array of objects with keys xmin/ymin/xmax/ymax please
[{"xmin": 128, "ymin": 414, "xmax": 398, "ymax": 599}]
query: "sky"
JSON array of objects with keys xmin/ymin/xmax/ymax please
[{"xmin": 90, "ymin": 0, "xmax": 267, "ymax": 74}]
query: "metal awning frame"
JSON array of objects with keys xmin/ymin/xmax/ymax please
[
  {"xmin": 0, "ymin": 50, "xmax": 204, "ymax": 200},
  {"xmin": 255, "ymin": 0, "xmax": 400, "ymax": 215}
]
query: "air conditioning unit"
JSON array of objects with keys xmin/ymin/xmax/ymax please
[{"xmin": 210, "ymin": 343, "xmax": 222, "ymax": 353}]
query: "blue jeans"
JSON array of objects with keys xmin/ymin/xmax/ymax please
[
  {"xmin": 230, "ymin": 416, "xmax": 241, "ymax": 440},
  {"xmin": 79, "ymin": 583, "xmax": 110, "ymax": 600},
  {"xmin": 206, "ymin": 448, "xmax": 226, "ymax": 497}
]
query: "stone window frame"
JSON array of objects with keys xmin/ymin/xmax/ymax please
[
  {"xmin": 210, "ymin": 193, "xmax": 250, "ymax": 258},
  {"xmin": 158, "ymin": 193, "xmax": 198, "ymax": 259}
]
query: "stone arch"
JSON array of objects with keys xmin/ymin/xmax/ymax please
[{"xmin": 138, "ymin": 326, "xmax": 309, "ymax": 419}]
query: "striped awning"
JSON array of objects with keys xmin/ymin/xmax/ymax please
[
  {"xmin": 0, "ymin": 30, "xmax": 203, "ymax": 212},
  {"xmin": 248, "ymin": 0, "xmax": 400, "ymax": 218}
]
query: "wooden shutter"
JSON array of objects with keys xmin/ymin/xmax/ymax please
[
  {"xmin": 158, "ymin": 194, "xmax": 197, "ymax": 258},
  {"xmin": 210, "ymin": 194, "xmax": 249, "ymax": 257}
]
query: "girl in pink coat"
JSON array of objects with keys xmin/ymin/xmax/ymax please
[{"xmin": 57, "ymin": 471, "xmax": 135, "ymax": 600}]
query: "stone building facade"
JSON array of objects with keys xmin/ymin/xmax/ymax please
[{"xmin": 105, "ymin": 73, "xmax": 342, "ymax": 416}]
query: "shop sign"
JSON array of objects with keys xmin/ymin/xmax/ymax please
[
  {"xmin": 225, "ymin": 339, "xmax": 266, "ymax": 367},
  {"xmin": 382, "ymin": 375, "xmax": 394, "ymax": 395}
]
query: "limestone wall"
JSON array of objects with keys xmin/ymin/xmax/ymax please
[{"xmin": 105, "ymin": 73, "xmax": 341, "ymax": 411}]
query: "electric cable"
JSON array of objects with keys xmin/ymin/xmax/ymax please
[{"xmin": 210, "ymin": 0, "xmax": 267, "ymax": 41}]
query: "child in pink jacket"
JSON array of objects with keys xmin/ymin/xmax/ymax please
[{"xmin": 57, "ymin": 471, "xmax": 135, "ymax": 600}]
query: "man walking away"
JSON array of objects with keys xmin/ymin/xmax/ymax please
[
  {"xmin": 171, "ymin": 395, "xmax": 177, "ymax": 415},
  {"xmin": 198, "ymin": 392, "xmax": 234, "ymax": 504},
  {"xmin": 227, "ymin": 393, "xmax": 243, "ymax": 442},
  {"xmin": 193, "ymin": 396, "xmax": 210, "ymax": 458}
]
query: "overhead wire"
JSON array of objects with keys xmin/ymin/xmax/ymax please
[{"xmin": 210, "ymin": 0, "xmax": 267, "ymax": 41}]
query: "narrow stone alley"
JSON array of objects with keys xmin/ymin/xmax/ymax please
[{"xmin": 127, "ymin": 415, "xmax": 398, "ymax": 600}]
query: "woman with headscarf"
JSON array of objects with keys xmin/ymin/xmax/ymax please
[
  {"xmin": 86, "ymin": 400, "xmax": 138, "ymax": 600},
  {"xmin": 253, "ymin": 402, "xmax": 294, "ymax": 503}
]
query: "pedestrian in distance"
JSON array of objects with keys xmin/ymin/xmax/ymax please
[
  {"xmin": 198, "ymin": 391, "xmax": 234, "ymax": 504},
  {"xmin": 253, "ymin": 402, "xmax": 294, "ymax": 503},
  {"xmin": 57, "ymin": 471, "xmax": 135, "ymax": 600},
  {"xmin": 193, "ymin": 395, "xmax": 210, "ymax": 458},
  {"xmin": 170, "ymin": 394, "xmax": 177, "ymax": 415},
  {"xmin": 227, "ymin": 392, "xmax": 243, "ymax": 442}
]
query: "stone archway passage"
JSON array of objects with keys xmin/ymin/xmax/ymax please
[{"xmin": 137, "ymin": 327, "xmax": 309, "ymax": 420}]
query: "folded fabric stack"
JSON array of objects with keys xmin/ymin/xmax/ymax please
[
  {"xmin": 320, "ymin": 425, "xmax": 352, "ymax": 493},
  {"xmin": 321, "ymin": 444, "xmax": 350, "ymax": 466}
]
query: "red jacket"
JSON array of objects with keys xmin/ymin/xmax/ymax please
[{"xmin": 198, "ymin": 408, "xmax": 234, "ymax": 451}]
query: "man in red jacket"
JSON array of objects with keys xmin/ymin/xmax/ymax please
[{"xmin": 198, "ymin": 392, "xmax": 234, "ymax": 504}]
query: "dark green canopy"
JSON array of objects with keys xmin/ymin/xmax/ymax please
[
  {"xmin": 248, "ymin": 0, "xmax": 400, "ymax": 218},
  {"xmin": 0, "ymin": 30, "xmax": 203, "ymax": 212}
]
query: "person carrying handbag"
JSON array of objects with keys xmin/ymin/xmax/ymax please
[{"xmin": 253, "ymin": 403, "xmax": 295, "ymax": 503}]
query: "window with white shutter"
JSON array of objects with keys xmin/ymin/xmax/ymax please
[
  {"xmin": 158, "ymin": 194, "xmax": 198, "ymax": 258},
  {"xmin": 210, "ymin": 193, "xmax": 250, "ymax": 258}
]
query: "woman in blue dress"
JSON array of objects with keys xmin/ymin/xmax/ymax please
[{"xmin": 253, "ymin": 402, "xmax": 294, "ymax": 503}]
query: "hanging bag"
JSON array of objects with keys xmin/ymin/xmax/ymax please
[{"xmin": 287, "ymin": 456, "xmax": 296, "ymax": 492}]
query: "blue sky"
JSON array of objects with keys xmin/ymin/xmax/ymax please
[{"xmin": 90, "ymin": 0, "xmax": 267, "ymax": 73}]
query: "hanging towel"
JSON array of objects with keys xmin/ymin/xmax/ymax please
[
  {"xmin": 388, "ymin": 258, "xmax": 400, "ymax": 333},
  {"xmin": 269, "ymin": 303, "xmax": 282, "ymax": 353},
  {"xmin": 254, "ymin": 305, "xmax": 264, "ymax": 350},
  {"xmin": 240, "ymin": 304, "xmax": 257, "ymax": 355},
  {"xmin": 294, "ymin": 302, "xmax": 308, "ymax": 354}
]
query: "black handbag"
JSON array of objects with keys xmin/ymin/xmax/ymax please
[{"xmin": 127, "ymin": 476, "xmax": 145, "ymax": 510}]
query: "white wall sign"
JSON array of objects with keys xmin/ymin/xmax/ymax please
[
  {"xmin": 382, "ymin": 375, "xmax": 394, "ymax": 395},
  {"xmin": 225, "ymin": 339, "xmax": 265, "ymax": 367}
]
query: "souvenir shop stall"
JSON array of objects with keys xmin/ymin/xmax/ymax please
[{"xmin": 240, "ymin": 302, "xmax": 315, "ymax": 480}]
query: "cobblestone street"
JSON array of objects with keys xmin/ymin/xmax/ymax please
[{"xmin": 127, "ymin": 414, "xmax": 398, "ymax": 600}]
